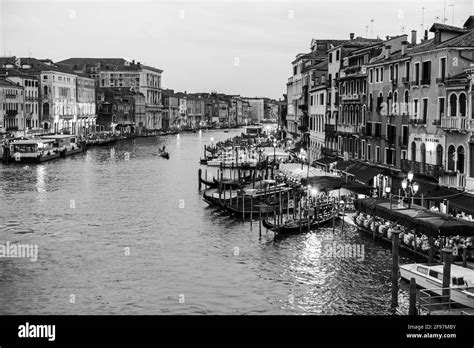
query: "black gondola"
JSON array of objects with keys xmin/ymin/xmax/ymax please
[
  {"xmin": 200, "ymin": 176, "xmax": 218, "ymax": 188},
  {"xmin": 159, "ymin": 148, "xmax": 170, "ymax": 159},
  {"xmin": 262, "ymin": 213, "xmax": 336, "ymax": 235}
]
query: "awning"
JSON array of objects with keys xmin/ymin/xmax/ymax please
[
  {"xmin": 448, "ymin": 192, "xmax": 474, "ymax": 216},
  {"xmin": 300, "ymin": 176, "xmax": 345, "ymax": 191},
  {"xmin": 347, "ymin": 163, "xmax": 385, "ymax": 184},
  {"xmin": 334, "ymin": 160, "xmax": 353, "ymax": 171},
  {"xmin": 391, "ymin": 177, "xmax": 439, "ymax": 196},
  {"xmin": 342, "ymin": 181, "xmax": 373, "ymax": 195},
  {"xmin": 425, "ymin": 186, "xmax": 463, "ymax": 201},
  {"xmin": 314, "ymin": 157, "xmax": 339, "ymax": 166}
]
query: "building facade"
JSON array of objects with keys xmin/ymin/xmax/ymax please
[{"xmin": 0, "ymin": 78, "xmax": 24, "ymax": 133}]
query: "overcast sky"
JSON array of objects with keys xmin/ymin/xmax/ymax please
[{"xmin": 1, "ymin": 0, "xmax": 472, "ymax": 99}]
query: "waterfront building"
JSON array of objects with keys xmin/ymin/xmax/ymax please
[
  {"xmin": 327, "ymin": 35, "xmax": 382, "ymax": 158},
  {"xmin": 162, "ymin": 89, "xmax": 179, "ymax": 130},
  {"xmin": 0, "ymin": 77, "xmax": 25, "ymax": 134},
  {"xmin": 4, "ymin": 70, "xmax": 40, "ymax": 132},
  {"xmin": 243, "ymin": 97, "xmax": 264, "ymax": 123},
  {"xmin": 406, "ymin": 19, "xmax": 473, "ymax": 193},
  {"xmin": 363, "ymin": 35, "xmax": 410, "ymax": 191},
  {"xmin": 58, "ymin": 58, "xmax": 163, "ymax": 131},
  {"xmin": 75, "ymin": 76, "xmax": 96, "ymax": 136},
  {"xmin": 96, "ymin": 88, "xmax": 136, "ymax": 133}
]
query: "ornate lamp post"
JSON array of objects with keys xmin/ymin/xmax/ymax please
[
  {"xmin": 385, "ymin": 186, "xmax": 392, "ymax": 211},
  {"xmin": 401, "ymin": 171, "xmax": 419, "ymax": 209}
]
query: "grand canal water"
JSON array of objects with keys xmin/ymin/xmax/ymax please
[{"xmin": 0, "ymin": 129, "xmax": 412, "ymax": 314}]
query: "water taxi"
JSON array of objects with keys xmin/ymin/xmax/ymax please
[
  {"xmin": 9, "ymin": 139, "xmax": 60, "ymax": 163},
  {"xmin": 40, "ymin": 135, "xmax": 86, "ymax": 157},
  {"xmin": 400, "ymin": 263, "xmax": 474, "ymax": 308}
]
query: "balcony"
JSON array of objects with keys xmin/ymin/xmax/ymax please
[
  {"xmin": 401, "ymin": 159, "xmax": 445, "ymax": 178},
  {"xmin": 439, "ymin": 172, "xmax": 466, "ymax": 190},
  {"xmin": 440, "ymin": 116, "xmax": 468, "ymax": 132},
  {"xmin": 410, "ymin": 81, "xmax": 419, "ymax": 87},
  {"xmin": 420, "ymin": 78, "xmax": 431, "ymax": 86},
  {"xmin": 409, "ymin": 118, "xmax": 426, "ymax": 126},
  {"xmin": 432, "ymin": 119, "xmax": 441, "ymax": 126}
]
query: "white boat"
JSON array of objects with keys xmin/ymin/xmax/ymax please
[
  {"xmin": 9, "ymin": 139, "xmax": 60, "ymax": 163},
  {"xmin": 400, "ymin": 263, "xmax": 474, "ymax": 308},
  {"xmin": 40, "ymin": 135, "xmax": 86, "ymax": 157}
]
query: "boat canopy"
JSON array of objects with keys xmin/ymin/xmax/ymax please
[{"xmin": 354, "ymin": 198, "xmax": 474, "ymax": 237}]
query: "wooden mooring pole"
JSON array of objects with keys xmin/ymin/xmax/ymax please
[
  {"xmin": 442, "ymin": 247, "xmax": 453, "ymax": 304},
  {"xmin": 198, "ymin": 168, "xmax": 202, "ymax": 190},
  {"xmin": 391, "ymin": 228, "xmax": 401, "ymax": 309},
  {"xmin": 409, "ymin": 278, "xmax": 417, "ymax": 315}
]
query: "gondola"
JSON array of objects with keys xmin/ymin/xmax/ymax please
[
  {"xmin": 159, "ymin": 148, "xmax": 170, "ymax": 159},
  {"xmin": 262, "ymin": 213, "xmax": 336, "ymax": 235},
  {"xmin": 200, "ymin": 176, "xmax": 218, "ymax": 188}
]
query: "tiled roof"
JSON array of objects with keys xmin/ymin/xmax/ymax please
[
  {"xmin": 58, "ymin": 58, "xmax": 163, "ymax": 73},
  {"xmin": 0, "ymin": 78, "xmax": 23, "ymax": 87},
  {"xmin": 437, "ymin": 29, "xmax": 474, "ymax": 48},
  {"xmin": 429, "ymin": 23, "xmax": 469, "ymax": 34}
]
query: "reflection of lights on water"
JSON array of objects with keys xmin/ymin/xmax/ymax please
[
  {"xmin": 110, "ymin": 148, "xmax": 115, "ymax": 160},
  {"xmin": 36, "ymin": 165, "xmax": 46, "ymax": 193}
]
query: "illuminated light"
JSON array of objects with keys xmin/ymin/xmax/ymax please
[
  {"xmin": 407, "ymin": 171, "xmax": 414, "ymax": 181},
  {"xmin": 385, "ymin": 186, "xmax": 391, "ymax": 194},
  {"xmin": 412, "ymin": 182, "xmax": 419, "ymax": 193},
  {"xmin": 401, "ymin": 179, "xmax": 408, "ymax": 190}
]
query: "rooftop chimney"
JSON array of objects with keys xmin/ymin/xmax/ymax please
[
  {"xmin": 401, "ymin": 41, "xmax": 408, "ymax": 55},
  {"xmin": 423, "ymin": 30, "xmax": 428, "ymax": 41},
  {"xmin": 385, "ymin": 45, "xmax": 391, "ymax": 59},
  {"xmin": 350, "ymin": 33, "xmax": 355, "ymax": 40},
  {"xmin": 411, "ymin": 30, "xmax": 417, "ymax": 45}
]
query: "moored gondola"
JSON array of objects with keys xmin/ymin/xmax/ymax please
[{"xmin": 262, "ymin": 213, "xmax": 336, "ymax": 235}]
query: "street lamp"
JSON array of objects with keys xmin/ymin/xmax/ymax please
[
  {"xmin": 272, "ymin": 141, "xmax": 277, "ymax": 179},
  {"xmin": 385, "ymin": 186, "xmax": 392, "ymax": 211},
  {"xmin": 401, "ymin": 171, "xmax": 419, "ymax": 208}
]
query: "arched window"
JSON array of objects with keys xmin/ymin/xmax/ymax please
[
  {"xmin": 459, "ymin": 93, "xmax": 467, "ymax": 117},
  {"xmin": 457, "ymin": 146, "xmax": 465, "ymax": 173},
  {"xmin": 448, "ymin": 145, "xmax": 456, "ymax": 171},
  {"xmin": 387, "ymin": 91, "xmax": 393, "ymax": 115},
  {"xmin": 369, "ymin": 93, "xmax": 373, "ymax": 111},
  {"xmin": 411, "ymin": 142, "xmax": 416, "ymax": 162},
  {"xmin": 420, "ymin": 143, "xmax": 426, "ymax": 166},
  {"xmin": 436, "ymin": 144, "xmax": 443, "ymax": 167},
  {"xmin": 362, "ymin": 105, "xmax": 366, "ymax": 124},
  {"xmin": 349, "ymin": 105, "xmax": 354, "ymax": 124},
  {"xmin": 42, "ymin": 103, "xmax": 49, "ymax": 116},
  {"xmin": 449, "ymin": 94, "xmax": 457, "ymax": 117},
  {"xmin": 393, "ymin": 91, "xmax": 398, "ymax": 115}
]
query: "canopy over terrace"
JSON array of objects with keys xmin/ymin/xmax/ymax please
[
  {"xmin": 354, "ymin": 198, "xmax": 474, "ymax": 237},
  {"xmin": 278, "ymin": 163, "xmax": 329, "ymax": 179},
  {"xmin": 260, "ymin": 147, "xmax": 291, "ymax": 161}
]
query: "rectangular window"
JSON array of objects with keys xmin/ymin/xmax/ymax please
[
  {"xmin": 422, "ymin": 98, "xmax": 428, "ymax": 124},
  {"xmin": 336, "ymin": 50, "xmax": 340, "ymax": 61},
  {"xmin": 367, "ymin": 144, "xmax": 372, "ymax": 161},
  {"xmin": 362, "ymin": 140, "xmax": 366, "ymax": 159},
  {"xmin": 385, "ymin": 148, "xmax": 389, "ymax": 164},
  {"xmin": 440, "ymin": 57, "xmax": 446, "ymax": 80},
  {"xmin": 413, "ymin": 99, "xmax": 419, "ymax": 118},
  {"xmin": 415, "ymin": 63, "xmax": 420, "ymax": 84},
  {"xmin": 375, "ymin": 68, "xmax": 379, "ymax": 82},
  {"xmin": 439, "ymin": 97, "xmax": 445, "ymax": 120},
  {"xmin": 470, "ymin": 143, "xmax": 474, "ymax": 178},
  {"xmin": 376, "ymin": 146, "xmax": 381, "ymax": 162},
  {"xmin": 366, "ymin": 122, "xmax": 372, "ymax": 136},
  {"xmin": 380, "ymin": 67, "xmax": 384, "ymax": 82},
  {"xmin": 395, "ymin": 64, "xmax": 399, "ymax": 80},
  {"xmin": 390, "ymin": 65, "xmax": 393, "ymax": 81},
  {"xmin": 402, "ymin": 126, "xmax": 408, "ymax": 146},
  {"xmin": 421, "ymin": 61, "xmax": 431, "ymax": 84},
  {"xmin": 369, "ymin": 69, "xmax": 373, "ymax": 83},
  {"xmin": 329, "ymin": 53, "xmax": 333, "ymax": 63}
]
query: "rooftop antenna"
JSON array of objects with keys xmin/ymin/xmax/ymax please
[
  {"xmin": 421, "ymin": 7, "xmax": 426, "ymax": 29},
  {"xmin": 365, "ymin": 25, "xmax": 369, "ymax": 37},
  {"xmin": 401, "ymin": 25, "xmax": 406, "ymax": 33},
  {"xmin": 443, "ymin": 0, "xmax": 446, "ymax": 23},
  {"xmin": 448, "ymin": 3, "xmax": 454, "ymax": 25},
  {"xmin": 370, "ymin": 19, "xmax": 374, "ymax": 38}
]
